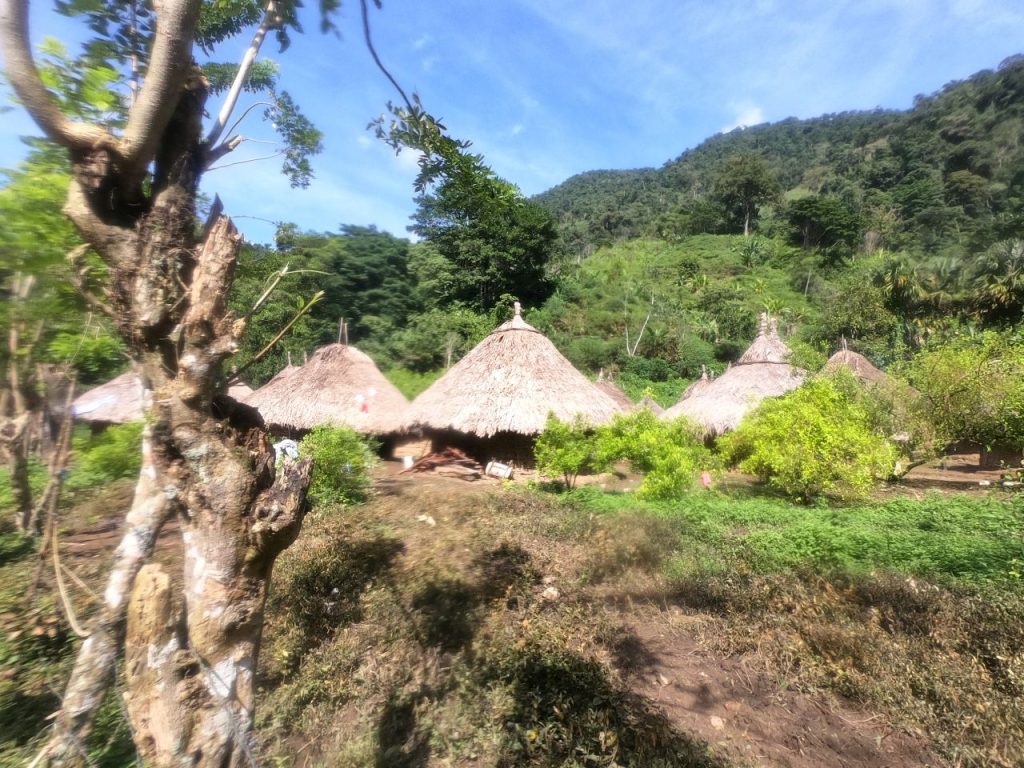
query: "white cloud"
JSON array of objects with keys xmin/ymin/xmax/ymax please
[{"xmin": 721, "ymin": 104, "xmax": 766, "ymax": 133}]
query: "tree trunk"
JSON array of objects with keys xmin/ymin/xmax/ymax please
[
  {"xmin": 42, "ymin": 67, "xmax": 314, "ymax": 767},
  {"xmin": 3, "ymin": 414, "xmax": 33, "ymax": 531}
]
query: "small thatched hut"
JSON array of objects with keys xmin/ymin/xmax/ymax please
[
  {"xmin": 72, "ymin": 371, "xmax": 142, "ymax": 425},
  {"xmin": 595, "ymin": 371, "xmax": 636, "ymax": 413},
  {"xmin": 401, "ymin": 303, "xmax": 625, "ymax": 463},
  {"xmin": 246, "ymin": 343, "xmax": 408, "ymax": 437},
  {"xmin": 637, "ymin": 395, "xmax": 665, "ymax": 415},
  {"xmin": 823, "ymin": 346, "xmax": 888, "ymax": 386},
  {"xmin": 663, "ymin": 315, "xmax": 806, "ymax": 436}
]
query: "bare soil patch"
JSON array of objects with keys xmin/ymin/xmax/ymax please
[{"xmin": 620, "ymin": 609, "xmax": 942, "ymax": 768}]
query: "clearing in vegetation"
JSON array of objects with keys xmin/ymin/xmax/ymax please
[{"xmin": 3, "ymin": 463, "xmax": 1020, "ymax": 767}]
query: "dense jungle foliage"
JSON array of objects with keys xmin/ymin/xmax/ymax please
[{"xmin": 4, "ymin": 56, "xmax": 1024, "ymax": 455}]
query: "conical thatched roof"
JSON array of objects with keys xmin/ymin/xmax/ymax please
[
  {"xmin": 73, "ymin": 371, "xmax": 142, "ymax": 424},
  {"xmin": 679, "ymin": 366, "xmax": 713, "ymax": 400},
  {"xmin": 246, "ymin": 344, "xmax": 409, "ymax": 434},
  {"xmin": 596, "ymin": 371, "xmax": 636, "ymax": 412},
  {"xmin": 75, "ymin": 373, "xmax": 260, "ymax": 423},
  {"xmin": 663, "ymin": 314, "xmax": 806, "ymax": 435},
  {"xmin": 637, "ymin": 395, "xmax": 665, "ymax": 415},
  {"xmin": 227, "ymin": 382, "xmax": 254, "ymax": 401},
  {"xmin": 824, "ymin": 348, "xmax": 888, "ymax": 385},
  {"xmin": 402, "ymin": 304, "xmax": 625, "ymax": 437}
]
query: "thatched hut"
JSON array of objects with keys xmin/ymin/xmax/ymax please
[
  {"xmin": 823, "ymin": 345, "xmax": 888, "ymax": 385},
  {"xmin": 227, "ymin": 382, "xmax": 254, "ymax": 401},
  {"xmin": 246, "ymin": 343, "xmax": 408, "ymax": 437},
  {"xmin": 679, "ymin": 366, "xmax": 713, "ymax": 400},
  {"xmin": 636, "ymin": 395, "xmax": 665, "ymax": 415},
  {"xmin": 72, "ymin": 371, "xmax": 142, "ymax": 426},
  {"xmin": 401, "ymin": 303, "xmax": 625, "ymax": 463},
  {"xmin": 663, "ymin": 315, "xmax": 806, "ymax": 436},
  {"xmin": 74, "ymin": 372, "xmax": 258, "ymax": 427},
  {"xmin": 595, "ymin": 371, "xmax": 636, "ymax": 413}
]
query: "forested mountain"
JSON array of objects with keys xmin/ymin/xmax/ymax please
[{"xmin": 535, "ymin": 55, "xmax": 1024, "ymax": 259}]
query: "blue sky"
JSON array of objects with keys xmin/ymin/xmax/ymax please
[{"xmin": 3, "ymin": 0, "xmax": 1022, "ymax": 245}]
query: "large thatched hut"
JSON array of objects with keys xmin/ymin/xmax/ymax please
[
  {"xmin": 72, "ymin": 371, "xmax": 142, "ymax": 426},
  {"xmin": 401, "ymin": 304, "xmax": 625, "ymax": 463},
  {"xmin": 246, "ymin": 343, "xmax": 408, "ymax": 437},
  {"xmin": 74, "ymin": 372, "xmax": 257, "ymax": 427},
  {"xmin": 679, "ymin": 366, "xmax": 713, "ymax": 400},
  {"xmin": 663, "ymin": 315, "xmax": 806, "ymax": 436}
]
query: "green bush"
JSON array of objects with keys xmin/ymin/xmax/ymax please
[
  {"xmin": 904, "ymin": 330, "xmax": 1024, "ymax": 450},
  {"xmin": 596, "ymin": 410, "xmax": 715, "ymax": 500},
  {"xmin": 65, "ymin": 422, "xmax": 143, "ymax": 492},
  {"xmin": 534, "ymin": 414, "xmax": 608, "ymax": 490},
  {"xmin": 720, "ymin": 378, "xmax": 898, "ymax": 501},
  {"xmin": 299, "ymin": 426, "xmax": 377, "ymax": 506}
]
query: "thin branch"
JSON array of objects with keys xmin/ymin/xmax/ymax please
[
  {"xmin": 220, "ymin": 100, "xmax": 276, "ymax": 147},
  {"xmin": 0, "ymin": 0, "xmax": 115, "ymax": 151},
  {"xmin": 53, "ymin": 520, "xmax": 90, "ymax": 638},
  {"xmin": 231, "ymin": 290, "xmax": 324, "ymax": 381},
  {"xmin": 205, "ymin": 0, "xmax": 278, "ymax": 147},
  {"xmin": 206, "ymin": 151, "xmax": 283, "ymax": 172},
  {"xmin": 206, "ymin": 134, "xmax": 244, "ymax": 166},
  {"xmin": 67, "ymin": 244, "xmax": 116, "ymax": 319},
  {"xmin": 360, "ymin": 0, "xmax": 414, "ymax": 112}
]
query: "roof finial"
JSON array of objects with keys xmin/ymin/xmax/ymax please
[
  {"xmin": 841, "ymin": 335, "xmax": 848, "ymax": 351},
  {"xmin": 700, "ymin": 364, "xmax": 708, "ymax": 381},
  {"xmin": 287, "ymin": 350, "xmax": 292, "ymax": 367},
  {"xmin": 514, "ymin": 301, "xmax": 522, "ymax": 318},
  {"xmin": 758, "ymin": 311, "xmax": 769, "ymax": 335}
]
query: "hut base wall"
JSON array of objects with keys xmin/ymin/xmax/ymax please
[{"xmin": 426, "ymin": 430, "xmax": 537, "ymax": 468}]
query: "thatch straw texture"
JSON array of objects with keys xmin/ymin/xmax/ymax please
[
  {"xmin": 246, "ymin": 344, "xmax": 409, "ymax": 434},
  {"xmin": 637, "ymin": 395, "xmax": 665, "ymax": 415},
  {"xmin": 663, "ymin": 315, "xmax": 805, "ymax": 435},
  {"xmin": 595, "ymin": 373, "xmax": 636, "ymax": 412},
  {"xmin": 402, "ymin": 306, "xmax": 625, "ymax": 437},
  {"xmin": 679, "ymin": 366, "xmax": 712, "ymax": 399},
  {"xmin": 824, "ymin": 349, "xmax": 888, "ymax": 385},
  {"xmin": 72, "ymin": 371, "xmax": 142, "ymax": 424},
  {"xmin": 227, "ymin": 382, "xmax": 254, "ymax": 401},
  {"xmin": 75, "ymin": 374, "xmax": 260, "ymax": 423}
]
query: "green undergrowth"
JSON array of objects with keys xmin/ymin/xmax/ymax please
[{"xmin": 563, "ymin": 486, "xmax": 1023, "ymax": 588}]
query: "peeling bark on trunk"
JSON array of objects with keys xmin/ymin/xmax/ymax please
[
  {"xmin": 125, "ymin": 457, "xmax": 311, "ymax": 767},
  {"xmin": 36, "ymin": 58, "xmax": 314, "ymax": 768},
  {"xmin": 45, "ymin": 416, "xmax": 174, "ymax": 768}
]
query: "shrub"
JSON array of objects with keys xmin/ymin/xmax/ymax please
[
  {"xmin": 596, "ymin": 410, "xmax": 715, "ymax": 500},
  {"xmin": 904, "ymin": 330, "xmax": 1024, "ymax": 450},
  {"xmin": 720, "ymin": 377, "xmax": 898, "ymax": 501},
  {"xmin": 65, "ymin": 422, "xmax": 143, "ymax": 492},
  {"xmin": 534, "ymin": 414, "xmax": 607, "ymax": 490},
  {"xmin": 299, "ymin": 426, "xmax": 377, "ymax": 506}
]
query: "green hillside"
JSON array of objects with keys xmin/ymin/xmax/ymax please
[{"xmin": 535, "ymin": 55, "xmax": 1024, "ymax": 260}]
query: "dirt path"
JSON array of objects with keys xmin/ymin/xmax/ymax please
[{"xmin": 621, "ymin": 611, "xmax": 942, "ymax": 768}]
